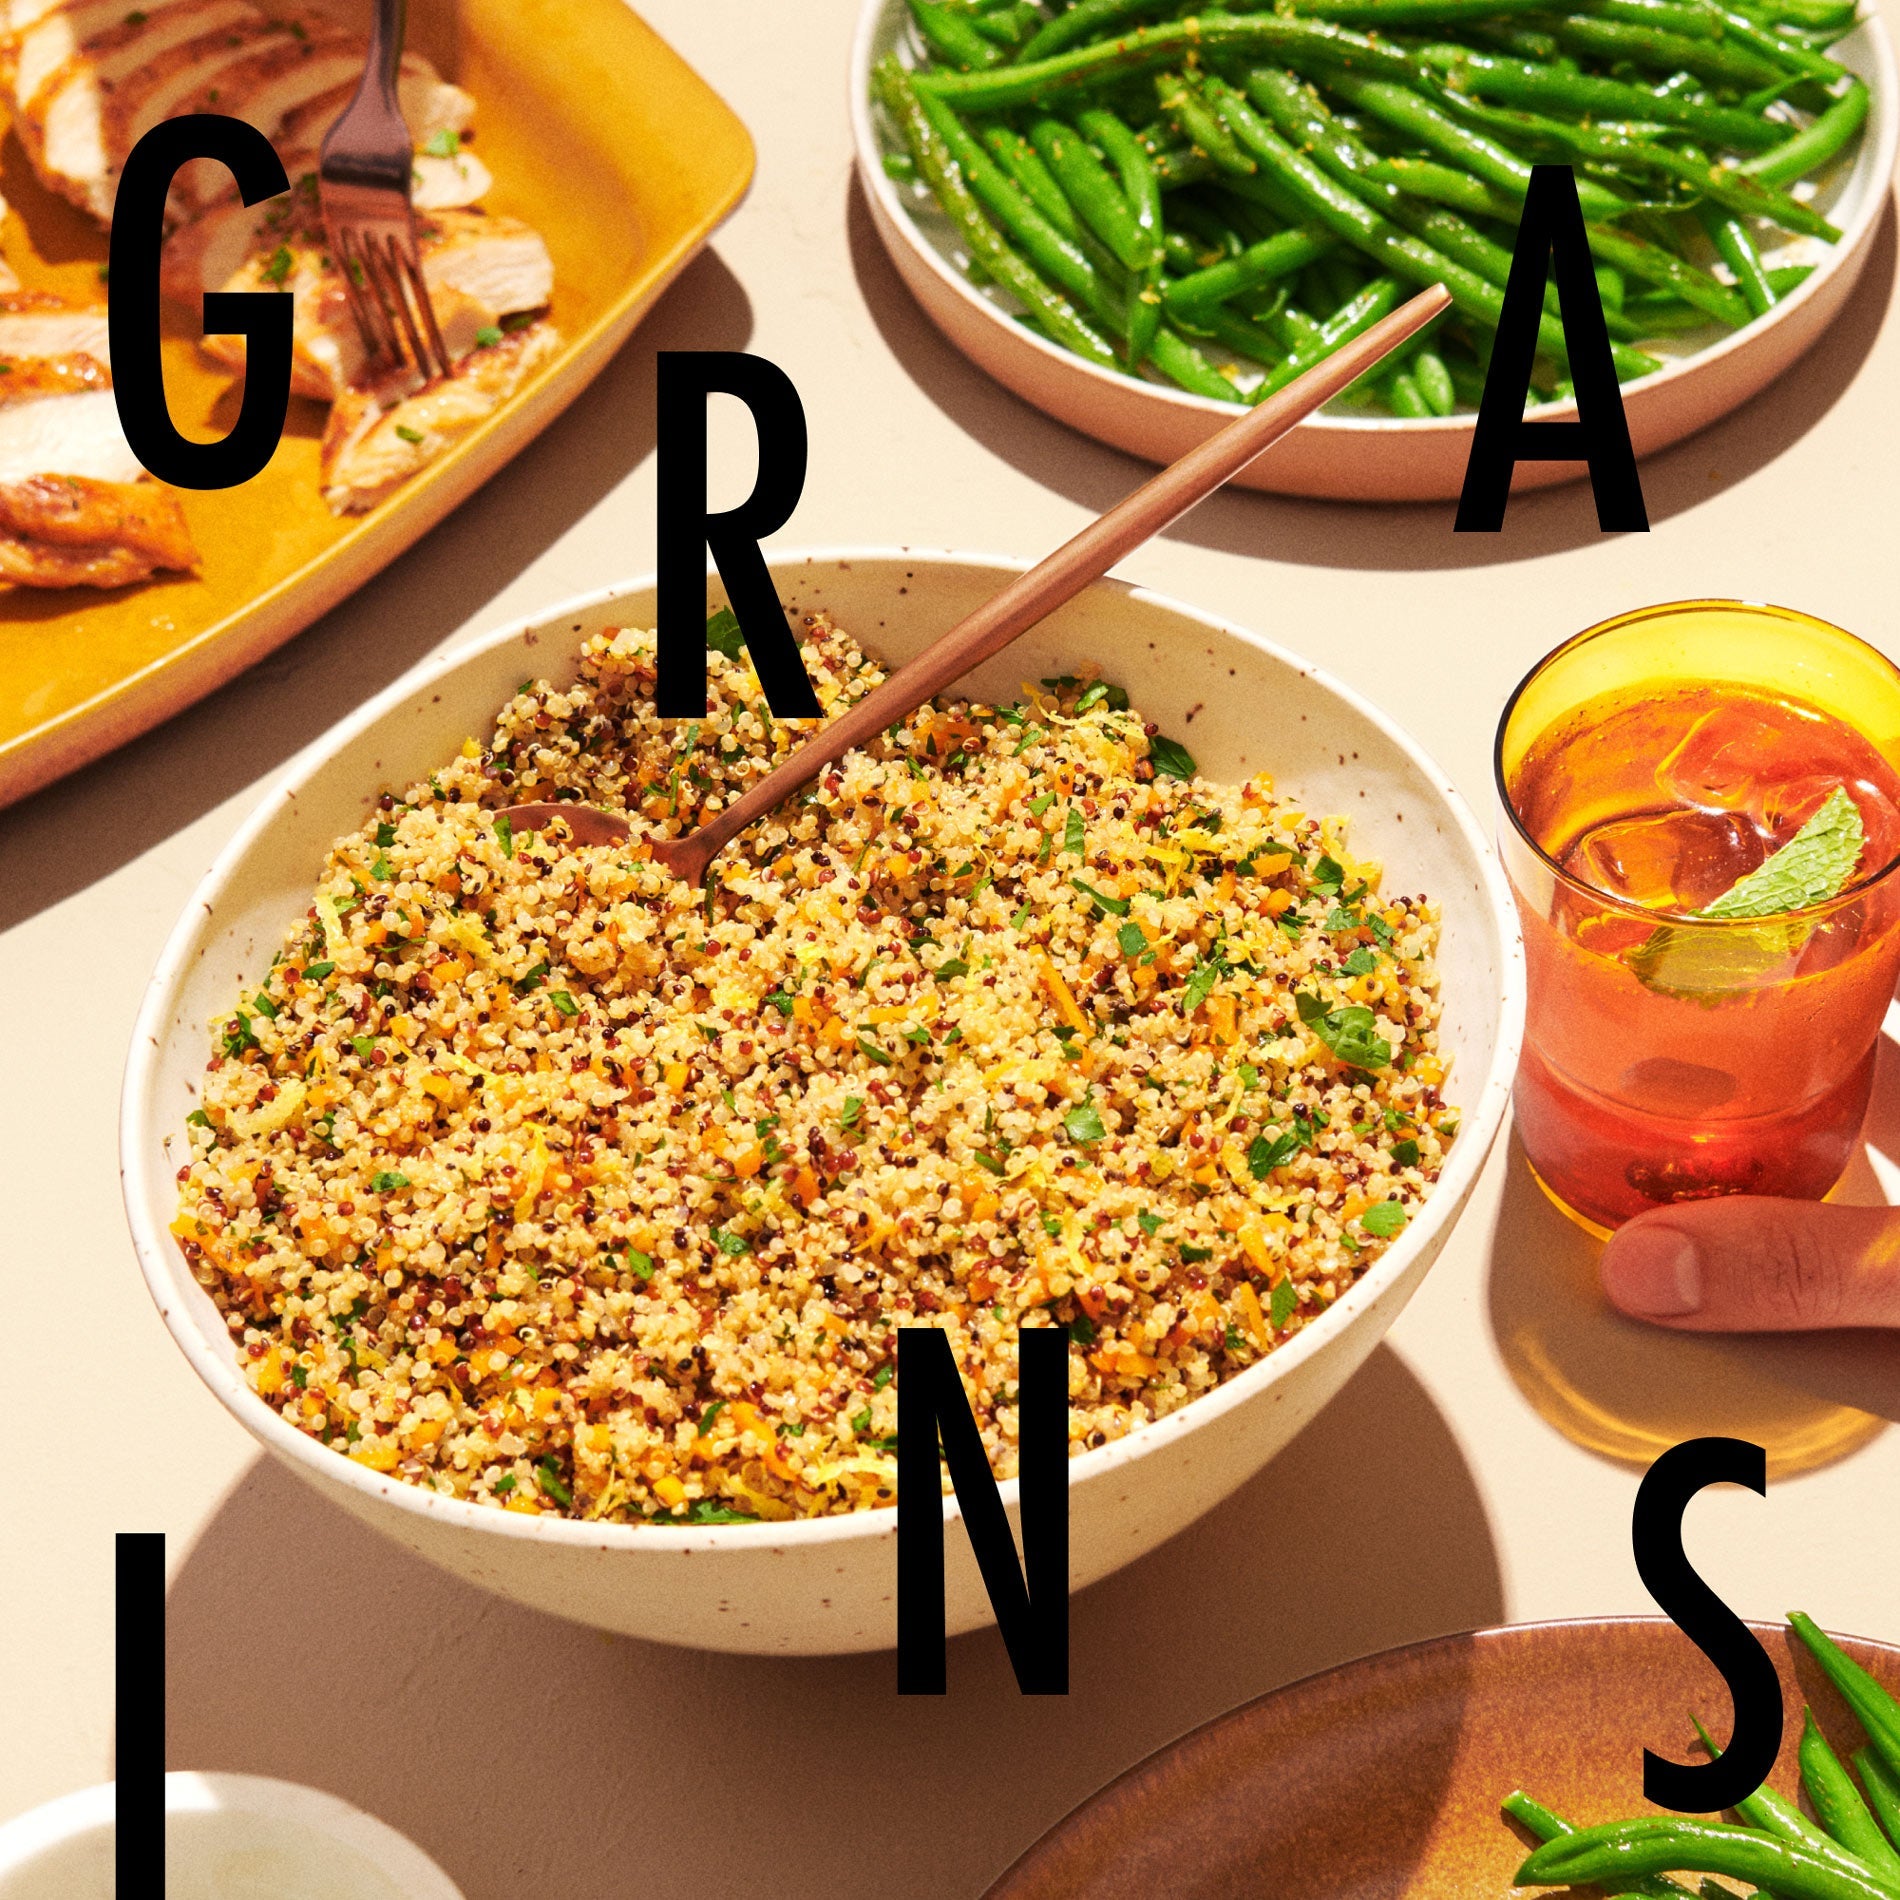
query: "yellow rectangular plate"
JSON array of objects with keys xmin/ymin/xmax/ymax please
[{"xmin": 0, "ymin": 0, "xmax": 753, "ymax": 808}]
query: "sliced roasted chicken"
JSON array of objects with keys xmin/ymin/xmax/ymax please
[
  {"xmin": 321, "ymin": 318, "xmax": 559, "ymax": 514},
  {"xmin": 3, "ymin": 1, "xmax": 471, "ymax": 223},
  {"xmin": 0, "ymin": 189, "xmax": 16, "ymax": 292},
  {"xmin": 0, "ymin": 290, "xmax": 196, "ymax": 586},
  {"xmin": 0, "ymin": 289, "xmax": 110, "ymax": 364},
  {"xmin": 165, "ymin": 196, "xmax": 553, "ymax": 402},
  {"xmin": 0, "ymin": 470, "xmax": 196, "ymax": 586}
]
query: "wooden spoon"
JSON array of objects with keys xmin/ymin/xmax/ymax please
[{"xmin": 503, "ymin": 283, "xmax": 1451, "ymax": 884}]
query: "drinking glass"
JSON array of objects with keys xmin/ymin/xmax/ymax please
[{"xmin": 1496, "ymin": 600, "xmax": 1900, "ymax": 1233}]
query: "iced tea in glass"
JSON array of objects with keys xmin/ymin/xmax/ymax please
[{"xmin": 1497, "ymin": 601, "xmax": 1900, "ymax": 1232}]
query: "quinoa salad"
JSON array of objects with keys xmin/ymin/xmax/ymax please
[{"xmin": 172, "ymin": 613, "xmax": 1459, "ymax": 1526}]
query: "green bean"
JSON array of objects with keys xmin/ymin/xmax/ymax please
[
  {"xmin": 1253, "ymin": 272, "xmax": 1403, "ymax": 396},
  {"xmin": 1278, "ymin": 0, "xmax": 1555, "ymax": 19},
  {"xmin": 1166, "ymin": 194, "xmax": 1248, "ymax": 258},
  {"xmin": 1015, "ymin": 0, "xmax": 1174, "ymax": 64},
  {"xmin": 1203, "ymin": 79, "xmax": 1502, "ymax": 314},
  {"xmin": 1501, "ymin": 1791, "xmax": 1701, "ymax": 1898},
  {"xmin": 1414, "ymin": 42, "xmax": 1794, "ymax": 149},
  {"xmin": 968, "ymin": 1, "xmax": 1042, "ymax": 49},
  {"xmin": 917, "ymin": 93, "xmax": 1127, "ymax": 312},
  {"xmin": 1690, "ymin": 1711, "xmax": 1831, "ymax": 1865},
  {"xmin": 1151, "ymin": 322, "xmax": 1257, "ymax": 397},
  {"xmin": 1212, "ymin": 177, "xmax": 1306, "ymax": 236},
  {"xmin": 924, "ymin": 95, "xmax": 1242, "ymax": 396},
  {"xmin": 1443, "ymin": 345, "xmax": 1489, "ymax": 404},
  {"xmin": 1584, "ymin": 0, "xmax": 1730, "ymax": 39},
  {"xmin": 1517, "ymin": 1819, "xmax": 1900, "ymax": 1900},
  {"xmin": 924, "ymin": 83, "xmax": 1242, "ymax": 401},
  {"xmin": 1383, "ymin": 364, "xmax": 1433, "ymax": 414},
  {"xmin": 1167, "ymin": 294, "xmax": 1280, "ymax": 356},
  {"xmin": 1156, "ymin": 70, "xmax": 1260, "ymax": 176},
  {"xmin": 874, "ymin": 60, "xmax": 1119, "ymax": 367},
  {"xmin": 1694, "ymin": 1, "xmax": 1851, "ymax": 82},
  {"xmin": 1321, "ymin": 73, "xmax": 1634, "ymax": 218},
  {"xmin": 1699, "ymin": 201, "xmax": 1776, "ymax": 316},
  {"xmin": 1549, "ymin": 13, "xmax": 1793, "ymax": 85},
  {"xmin": 1340, "ymin": 302, "xmax": 1446, "ymax": 389},
  {"xmin": 1736, "ymin": 0, "xmax": 1859, "ymax": 30},
  {"xmin": 1475, "ymin": 19, "xmax": 1573, "ymax": 59},
  {"xmin": 1027, "ymin": 116, "xmax": 1151, "ymax": 269},
  {"xmin": 980, "ymin": 124, "xmax": 1083, "ymax": 236},
  {"xmin": 1265, "ymin": 297, "xmax": 1326, "ymax": 352},
  {"xmin": 1079, "ymin": 106, "xmax": 1164, "ymax": 266},
  {"xmin": 1623, "ymin": 293, "xmax": 1729, "ymax": 330},
  {"xmin": 1740, "ymin": 77, "xmax": 1869, "ymax": 184},
  {"xmin": 1363, "ymin": 156, "xmax": 1519, "ymax": 219},
  {"xmin": 1077, "ymin": 105, "xmax": 1166, "ymax": 362},
  {"xmin": 1240, "ymin": 66, "xmax": 1650, "ymax": 341},
  {"xmin": 1441, "ymin": 93, "xmax": 1842, "ymax": 239},
  {"xmin": 910, "ymin": 14, "xmax": 1416, "ymax": 111},
  {"xmin": 1790, "ymin": 1616, "xmax": 1900, "ymax": 1790},
  {"xmin": 1853, "ymin": 1751, "xmax": 1900, "ymax": 1855},
  {"xmin": 908, "ymin": 0, "xmax": 1003, "ymax": 72},
  {"xmin": 1803, "ymin": 1710, "xmax": 1900, "ymax": 1882},
  {"xmin": 1413, "ymin": 345, "xmax": 1456, "ymax": 412},
  {"xmin": 1587, "ymin": 221, "xmax": 1752, "ymax": 324},
  {"xmin": 1204, "ymin": 73, "xmax": 1661, "ymax": 377},
  {"xmin": 1163, "ymin": 228, "xmax": 1211, "ymax": 272},
  {"xmin": 1163, "ymin": 226, "xmax": 1336, "ymax": 311}
]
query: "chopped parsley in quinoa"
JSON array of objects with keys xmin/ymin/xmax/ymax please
[{"xmin": 174, "ymin": 616, "xmax": 1456, "ymax": 1524}]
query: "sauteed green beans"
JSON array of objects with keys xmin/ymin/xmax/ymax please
[
  {"xmin": 874, "ymin": 0, "xmax": 1869, "ymax": 414},
  {"xmin": 1506, "ymin": 1614, "xmax": 1900, "ymax": 1900}
]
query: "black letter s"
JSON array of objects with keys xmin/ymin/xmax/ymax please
[{"xmin": 1634, "ymin": 1437, "xmax": 1783, "ymax": 1811}]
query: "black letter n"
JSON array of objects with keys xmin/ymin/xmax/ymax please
[
  {"xmin": 896, "ymin": 1325, "xmax": 1067, "ymax": 1695},
  {"xmin": 1456, "ymin": 164, "xmax": 1648, "ymax": 533},
  {"xmin": 655, "ymin": 351, "xmax": 820, "ymax": 720}
]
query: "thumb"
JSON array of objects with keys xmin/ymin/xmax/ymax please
[{"xmin": 1600, "ymin": 1198, "xmax": 1900, "ymax": 1332}]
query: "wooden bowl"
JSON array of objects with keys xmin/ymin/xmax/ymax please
[
  {"xmin": 985, "ymin": 1617, "xmax": 1900, "ymax": 1898},
  {"xmin": 850, "ymin": 0, "xmax": 1899, "ymax": 503}
]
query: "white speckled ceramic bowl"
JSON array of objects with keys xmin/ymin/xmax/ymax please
[
  {"xmin": 0, "ymin": 1773, "xmax": 465, "ymax": 1900},
  {"xmin": 122, "ymin": 552, "xmax": 1524, "ymax": 1653},
  {"xmin": 851, "ymin": 0, "xmax": 1898, "ymax": 502}
]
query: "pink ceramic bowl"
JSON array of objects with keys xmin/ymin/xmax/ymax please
[{"xmin": 851, "ymin": 0, "xmax": 1897, "ymax": 502}]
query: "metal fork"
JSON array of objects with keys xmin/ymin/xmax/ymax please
[{"xmin": 317, "ymin": 0, "xmax": 452, "ymax": 384}]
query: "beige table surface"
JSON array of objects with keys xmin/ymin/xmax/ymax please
[{"xmin": 4, "ymin": 4, "xmax": 1900, "ymax": 1895}]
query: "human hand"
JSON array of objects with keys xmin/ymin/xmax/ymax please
[{"xmin": 1601, "ymin": 1198, "xmax": 1900, "ymax": 1331}]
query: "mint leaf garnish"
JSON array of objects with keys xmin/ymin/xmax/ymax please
[
  {"xmin": 1695, "ymin": 786, "xmax": 1863, "ymax": 920},
  {"xmin": 1626, "ymin": 787, "xmax": 1865, "ymax": 997}
]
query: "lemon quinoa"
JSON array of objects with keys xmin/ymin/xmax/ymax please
[{"xmin": 174, "ymin": 615, "xmax": 1457, "ymax": 1525}]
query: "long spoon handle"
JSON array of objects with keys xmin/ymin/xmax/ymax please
[{"xmin": 654, "ymin": 283, "xmax": 1451, "ymax": 885}]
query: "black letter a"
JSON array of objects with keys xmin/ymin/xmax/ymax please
[
  {"xmin": 1456, "ymin": 165, "xmax": 1648, "ymax": 532},
  {"xmin": 896, "ymin": 1325, "xmax": 1068, "ymax": 1694}
]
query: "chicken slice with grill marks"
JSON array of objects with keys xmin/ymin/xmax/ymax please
[
  {"xmin": 3, "ymin": 1, "xmax": 472, "ymax": 224},
  {"xmin": 164, "ymin": 191, "xmax": 553, "ymax": 403},
  {"xmin": 320, "ymin": 318, "xmax": 560, "ymax": 514},
  {"xmin": 0, "ymin": 290, "xmax": 197, "ymax": 587}
]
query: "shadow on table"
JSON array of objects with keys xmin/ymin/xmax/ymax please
[
  {"xmin": 849, "ymin": 173, "xmax": 1896, "ymax": 575},
  {"xmin": 1485, "ymin": 1026, "xmax": 1900, "ymax": 1479},
  {"xmin": 0, "ymin": 246, "xmax": 753, "ymax": 936},
  {"xmin": 161, "ymin": 1342, "xmax": 1501, "ymax": 1900}
]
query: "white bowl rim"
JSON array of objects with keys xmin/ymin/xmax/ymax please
[
  {"xmin": 846, "ymin": 0, "xmax": 1900, "ymax": 438},
  {"xmin": 0, "ymin": 1772, "xmax": 464, "ymax": 1897},
  {"xmin": 121, "ymin": 547, "xmax": 1526, "ymax": 1557}
]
